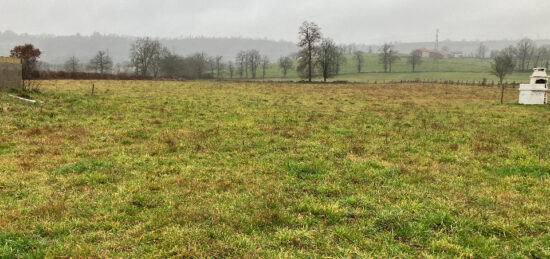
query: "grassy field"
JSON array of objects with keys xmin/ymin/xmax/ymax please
[
  {"xmin": 331, "ymin": 71, "xmax": 530, "ymax": 84},
  {"xmin": 260, "ymin": 54, "xmax": 532, "ymax": 83},
  {"xmin": 1, "ymin": 80, "xmax": 549, "ymax": 257}
]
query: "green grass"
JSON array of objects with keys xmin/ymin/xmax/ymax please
[
  {"xmin": 332, "ymin": 71, "xmax": 530, "ymax": 83},
  {"xmin": 255, "ymin": 54, "xmax": 532, "ymax": 83},
  {"xmin": 1, "ymin": 80, "xmax": 549, "ymax": 257}
]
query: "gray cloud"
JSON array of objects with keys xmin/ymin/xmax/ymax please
[{"xmin": 1, "ymin": 0, "xmax": 549, "ymax": 43}]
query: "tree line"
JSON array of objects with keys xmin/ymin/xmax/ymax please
[
  {"xmin": 492, "ymin": 39, "xmax": 549, "ymax": 72},
  {"xmin": 8, "ymin": 23, "xmax": 550, "ymax": 84}
]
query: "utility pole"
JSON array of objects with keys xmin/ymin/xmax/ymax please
[{"xmin": 435, "ymin": 29, "xmax": 439, "ymax": 51}]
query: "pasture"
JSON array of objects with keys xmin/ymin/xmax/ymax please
[
  {"xmin": 0, "ymin": 80, "xmax": 549, "ymax": 257},
  {"xmin": 262, "ymin": 54, "xmax": 531, "ymax": 83}
]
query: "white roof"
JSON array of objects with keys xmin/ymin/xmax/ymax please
[{"xmin": 531, "ymin": 68, "xmax": 548, "ymax": 78}]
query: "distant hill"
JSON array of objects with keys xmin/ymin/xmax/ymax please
[
  {"xmin": 0, "ymin": 31, "xmax": 298, "ymax": 64},
  {"xmin": 1, "ymin": 31, "xmax": 549, "ymax": 65}
]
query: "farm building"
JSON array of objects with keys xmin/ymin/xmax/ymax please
[
  {"xmin": 450, "ymin": 51, "xmax": 464, "ymax": 58},
  {"xmin": 0, "ymin": 57, "xmax": 22, "ymax": 91},
  {"xmin": 419, "ymin": 48, "xmax": 450, "ymax": 58}
]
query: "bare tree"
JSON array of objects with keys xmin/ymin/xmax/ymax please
[
  {"xmin": 214, "ymin": 56, "xmax": 224, "ymax": 79},
  {"xmin": 64, "ymin": 56, "xmax": 81, "ymax": 72},
  {"xmin": 130, "ymin": 37, "xmax": 163, "ymax": 77},
  {"xmin": 542, "ymin": 46, "xmax": 550, "ymax": 68},
  {"xmin": 316, "ymin": 38, "xmax": 339, "ymax": 82},
  {"xmin": 227, "ymin": 61, "xmax": 234, "ymax": 79},
  {"xmin": 244, "ymin": 52, "xmax": 250, "ymax": 78},
  {"xmin": 501, "ymin": 46, "xmax": 518, "ymax": 61},
  {"xmin": 334, "ymin": 46, "xmax": 346, "ymax": 75},
  {"xmin": 247, "ymin": 49, "xmax": 261, "ymax": 79},
  {"xmin": 151, "ymin": 47, "xmax": 169, "ymax": 78},
  {"xmin": 207, "ymin": 57, "xmax": 216, "ymax": 77},
  {"xmin": 236, "ymin": 51, "xmax": 246, "ymax": 78},
  {"xmin": 408, "ymin": 49, "xmax": 423, "ymax": 72},
  {"xmin": 88, "ymin": 50, "xmax": 113, "ymax": 74},
  {"xmin": 516, "ymin": 38, "xmax": 536, "ymax": 71},
  {"xmin": 189, "ymin": 52, "xmax": 209, "ymax": 79},
  {"xmin": 261, "ymin": 56, "xmax": 270, "ymax": 79},
  {"xmin": 352, "ymin": 50, "xmax": 365, "ymax": 73},
  {"xmin": 379, "ymin": 44, "xmax": 399, "ymax": 73},
  {"xmin": 532, "ymin": 46, "xmax": 547, "ymax": 67},
  {"xmin": 490, "ymin": 52, "xmax": 515, "ymax": 104},
  {"xmin": 476, "ymin": 43, "xmax": 488, "ymax": 59},
  {"xmin": 379, "ymin": 44, "xmax": 391, "ymax": 72},
  {"xmin": 297, "ymin": 21, "xmax": 322, "ymax": 82},
  {"xmin": 279, "ymin": 56, "xmax": 294, "ymax": 78}
]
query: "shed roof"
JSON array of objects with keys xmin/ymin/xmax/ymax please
[
  {"xmin": 531, "ymin": 68, "xmax": 548, "ymax": 78},
  {"xmin": 419, "ymin": 48, "xmax": 448, "ymax": 56},
  {"xmin": 0, "ymin": 57, "xmax": 21, "ymax": 64}
]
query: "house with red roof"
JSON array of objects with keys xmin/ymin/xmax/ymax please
[{"xmin": 419, "ymin": 48, "xmax": 450, "ymax": 58}]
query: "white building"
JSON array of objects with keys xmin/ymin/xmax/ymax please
[{"xmin": 519, "ymin": 68, "xmax": 548, "ymax": 105}]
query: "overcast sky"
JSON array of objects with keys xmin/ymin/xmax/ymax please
[{"xmin": 1, "ymin": 0, "xmax": 549, "ymax": 43}]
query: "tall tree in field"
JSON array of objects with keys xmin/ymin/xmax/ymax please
[
  {"xmin": 379, "ymin": 44, "xmax": 391, "ymax": 72},
  {"xmin": 236, "ymin": 51, "xmax": 246, "ymax": 78},
  {"xmin": 379, "ymin": 44, "xmax": 399, "ymax": 73},
  {"xmin": 151, "ymin": 47, "xmax": 169, "ymax": 78},
  {"xmin": 352, "ymin": 50, "xmax": 365, "ymax": 73},
  {"xmin": 208, "ymin": 57, "xmax": 216, "ymax": 77},
  {"xmin": 64, "ymin": 56, "xmax": 81, "ymax": 72},
  {"xmin": 227, "ymin": 61, "xmax": 234, "ymax": 79},
  {"xmin": 297, "ymin": 21, "xmax": 322, "ymax": 82},
  {"xmin": 490, "ymin": 52, "xmax": 515, "ymax": 104},
  {"xmin": 261, "ymin": 56, "xmax": 270, "ymax": 78},
  {"xmin": 88, "ymin": 50, "xmax": 113, "ymax": 74},
  {"xmin": 10, "ymin": 44, "xmax": 41, "ymax": 91},
  {"xmin": 189, "ymin": 52, "xmax": 209, "ymax": 79},
  {"xmin": 408, "ymin": 49, "xmax": 423, "ymax": 72},
  {"xmin": 316, "ymin": 38, "xmax": 339, "ymax": 82},
  {"xmin": 516, "ymin": 38, "xmax": 536, "ymax": 71},
  {"xmin": 388, "ymin": 49, "xmax": 400, "ymax": 73},
  {"xmin": 542, "ymin": 46, "xmax": 550, "ymax": 68},
  {"xmin": 279, "ymin": 56, "xmax": 294, "ymax": 78},
  {"xmin": 501, "ymin": 46, "xmax": 517, "ymax": 67},
  {"xmin": 532, "ymin": 46, "xmax": 547, "ymax": 67},
  {"xmin": 214, "ymin": 56, "xmax": 223, "ymax": 79},
  {"xmin": 130, "ymin": 37, "xmax": 163, "ymax": 77},
  {"xmin": 247, "ymin": 49, "xmax": 261, "ymax": 79},
  {"xmin": 334, "ymin": 46, "xmax": 346, "ymax": 75}
]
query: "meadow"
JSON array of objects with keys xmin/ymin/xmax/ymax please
[
  {"xmin": 0, "ymin": 80, "xmax": 549, "ymax": 257},
  {"xmin": 262, "ymin": 54, "xmax": 531, "ymax": 83}
]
